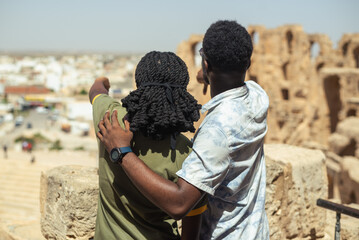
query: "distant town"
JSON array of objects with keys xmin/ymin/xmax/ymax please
[{"xmin": 0, "ymin": 53, "xmax": 143, "ymax": 152}]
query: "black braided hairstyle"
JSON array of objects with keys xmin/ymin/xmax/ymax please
[{"xmin": 121, "ymin": 51, "xmax": 201, "ymax": 141}]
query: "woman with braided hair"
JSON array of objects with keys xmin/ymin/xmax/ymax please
[
  {"xmin": 89, "ymin": 51, "xmax": 206, "ymax": 240},
  {"xmin": 122, "ymin": 51, "xmax": 200, "ymax": 149}
]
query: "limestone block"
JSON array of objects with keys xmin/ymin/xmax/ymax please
[
  {"xmin": 325, "ymin": 152, "xmax": 342, "ymax": 199},
  {"xmin": 264, "ymin": 144, "xmax": 328, "ymax": 240},
  {"xmin": 328, "ymin": 133, "xmax": 351, "ymax": 155},
  {"xmin": 40, "ymin": 165, "xmax": 98, "ymax": 240},
  {"xmin": 336, "ymin": 117, "xmax": 359, "ymax": 143},
  {"xmin": 339, "ymin": 156, "xmax": 359, "ymax": 204}
]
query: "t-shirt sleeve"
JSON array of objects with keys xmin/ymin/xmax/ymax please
[
  {"xmin": 176, "ymin": 125, "xmax": 230, "ymax": 196},
  {"xmin": 92, "ymin": 94, "xmax": 127, "ymax": 131},
  {"xmin": 186, "ymin": 194, "xmax": 208, "ymax": 217}
]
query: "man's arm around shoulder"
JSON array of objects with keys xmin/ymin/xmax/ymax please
[{"xmin": 97, "ymin": 111, "xmax": 204, "ymax": 220}]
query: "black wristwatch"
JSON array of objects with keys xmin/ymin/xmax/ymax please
[{"xmin": 110, "ymin": 147, "xmax": 132, "ymax": 164}]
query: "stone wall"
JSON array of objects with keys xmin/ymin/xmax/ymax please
[
  {"xmin": 327, "ymin": 117, "xmax": 359, "ymax": 204},
  {"xmin": 264, "ymin": 144, "xmax": 327, "ymax": 239},
  {"xmin": 40, "ymin": 165, "xmax": 98, "ymax": 240},
  {"xmin": 40, "ymin": 144, "xmax": 334, "ymax": 239}
]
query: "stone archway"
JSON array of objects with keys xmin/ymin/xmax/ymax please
[
  {"xmin": 192, "ymin": 42, "xmax": 202, "ymax": 68},
  {"xmin": 316, "ymin": 62, "xmax": 325, "ymax": 72},
  {"xmin": 282, "ymin": 61, "xmax": 289, "ymax": 80},
  {"xmin": 353, "ymin": 46, "xmax": 359, "ymax": 68},
  {"xmin": 347, "ymin": 108, "xmax": 357, "ymax": 117},
  {"xmin": 310, "ymin": 42, "xmax": 320, "ymax": 61},
  {"xmin": 342, "ymin": 41, "xmax": 349, "ymax": 56},
  {"xmin": 324, "ymin": 75, "xmax": 341, "ymax": 132},
  {"xmin": 286, "ymin": 31, "xmax": 293, "ymax": 54}
]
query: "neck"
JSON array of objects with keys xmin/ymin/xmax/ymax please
[{"xmin": 209, "ymin": 71, "xmax": 246, "ymax": 98}]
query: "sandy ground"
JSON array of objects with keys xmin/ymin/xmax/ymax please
[{"xmin": 0, "ymin": 148, "xmax": 99, "ymax": 240}]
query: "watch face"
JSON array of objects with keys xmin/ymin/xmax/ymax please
[
  {"xmin": 111, "ymin": 150, "xmax": 120, "ymax": 161},
  {"xmin": 110, "ymin": 147, "xmax": 131, "ymax": 164}
]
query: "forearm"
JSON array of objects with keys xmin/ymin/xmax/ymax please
[
  {"xmin": 121, "ymin": 152, "xmax": 202, "ymax": 220},
  {"xmin": 89, "ymin": 77, "xmax": 110, "ymax": 103},
  {"xmin": 97, "ymin": 110, "xmax": 203, "ymax": 219}
]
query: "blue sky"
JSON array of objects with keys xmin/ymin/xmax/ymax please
[{"xmin": 0, "ymin": 0, "xmax": 358, "ymax": 54}]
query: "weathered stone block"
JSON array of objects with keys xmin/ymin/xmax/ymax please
[
  {"xmin": 339, "ymin": 156, "xmax": 359, "ymax": 204},
  {"xmin": 328, "ymin": 133, "xmax": 351, "ymax": 155},
  {"xmin": 264, "ymin": 144, "xmax": 328, "ymax": 240},
  {"xmin": 40, "ymin": 165, "xmax": 98, "ymax": 240}
]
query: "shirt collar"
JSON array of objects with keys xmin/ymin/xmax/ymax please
[{"xmin": 201, "ymin": 83, "xmax": 248, "ymax": 114}]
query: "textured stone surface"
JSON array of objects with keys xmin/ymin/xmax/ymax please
[
  {"xmin": 326, "ymin": 117, "xmax": 359, "ymax": 204},
  {"xmin": 40, "ymin": 165, "xmax": 98, "ymax": 240},
  {"xmin": 335, "ymin": 117, "xmax": 359, "ymax": 158},
  {"xmin": 339, "ymin": 156, "xmax": 359, "ymax": 204},
  {"xmin": 328, "ymin": 133, "xmax": 351, "ymax": 155},
  {"xmin": 264, "ymin": 144, "xmax": 328, "ymax": 240},
  {"xmin": 177, "ymin": 26, "xmax": 359, "ymax": 147}
]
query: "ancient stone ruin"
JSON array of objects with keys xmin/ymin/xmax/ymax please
[{"xmin": 177, "ymin": 24, "xmax": 359, "ymax": 147}]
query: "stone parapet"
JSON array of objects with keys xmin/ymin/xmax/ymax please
[
  {"xmin": 264, "ymin": 144, "xmax": 328, "ymax": 239},
  {"xmin": 40, "ymin": 165, "xmax": 98, "ymax": 240},
  {"xmin": 38, "ymin": 144, "xmax": 335, "ymax": 239}
]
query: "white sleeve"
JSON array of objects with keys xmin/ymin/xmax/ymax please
[{"xmin": 176, "ymin": 125, "xmax": 230, "ymax": 195}]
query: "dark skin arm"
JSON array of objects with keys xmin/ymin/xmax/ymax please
[
  {"xmin": 89, "ymin": 76, "xmax": 110, "ymax": 103},
  {"xmin": 181, "ymin": 214, "xmax": 202, "ymax": 240},
  {"xmin": 97, "ymin": 111, "xmax": 204, "ymax": 220}
]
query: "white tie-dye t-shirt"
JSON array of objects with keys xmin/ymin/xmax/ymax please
[{"xmin": 177, "ymin": 81, "xmax": 270, "ymax": 240}]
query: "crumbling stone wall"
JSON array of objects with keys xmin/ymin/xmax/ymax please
[
  {"xmin": 327, "ymin": 117, "xmax": 359, "ymax": 204},
  {"xmin": 264, "ymin": 144, "xmax": 328, "ymax": 239},
  {"xmin": 177, "ymin": 25, "xmax": 359, "ymax": 147}
]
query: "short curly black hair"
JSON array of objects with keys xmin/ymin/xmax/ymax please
[
  {"xmin": 203, "ymin": 20, "xmax": 253, "ymax": 72},
  {"xmin": 121, "ymin": 51, "xmax": 201, "ymax": 141}
]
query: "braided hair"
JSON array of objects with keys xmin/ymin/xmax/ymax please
[{"xmin": 121, "ymin": 51, "xmax": 201, "ymax": 141}]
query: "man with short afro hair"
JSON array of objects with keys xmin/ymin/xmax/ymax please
[
  {"xmin": 203, "ymin": 20, "xmax": 253, "ymax": 72},
  {"xmin": 98, "ymin": 20, "xmax": 270, "ymax": 239}
]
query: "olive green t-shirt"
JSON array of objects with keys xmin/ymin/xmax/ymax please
[{"xmin": 92, "ymin": 94, "xmax": 203, "ymax": 240}]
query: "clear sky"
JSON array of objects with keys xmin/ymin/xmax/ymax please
[{"xmin": 0, "ymin": 0, "xmax": 358, "ymax": 54}]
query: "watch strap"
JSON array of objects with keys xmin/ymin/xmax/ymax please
[{"xmin": 119, "ymin": 146, "xmax": 132, "ymax": 154}]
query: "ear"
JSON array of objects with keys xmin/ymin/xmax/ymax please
[
  {"xmin": 203, "ymin": 59, "xmax": 210, "ymax": 72},
  {"xmin": 247, "ymin": 59, "xmax": 251, "ymax": 70}
]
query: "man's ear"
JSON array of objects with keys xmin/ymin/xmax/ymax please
[
  {"xmin": 247, "ymin": 59, "xmax": 251, "ymax": 70},
  {"xmin": 204, "ymin": 59, "xmax": 209, "ymax": 72}
]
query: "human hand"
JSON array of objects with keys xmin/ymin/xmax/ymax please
[
  {"xmin": 97, "ymin": 110, "xmax": 133, "ymax": 153},
  {"xmin": 95, "ymin": 76, "xmax": 110, "ymax": 91}
]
